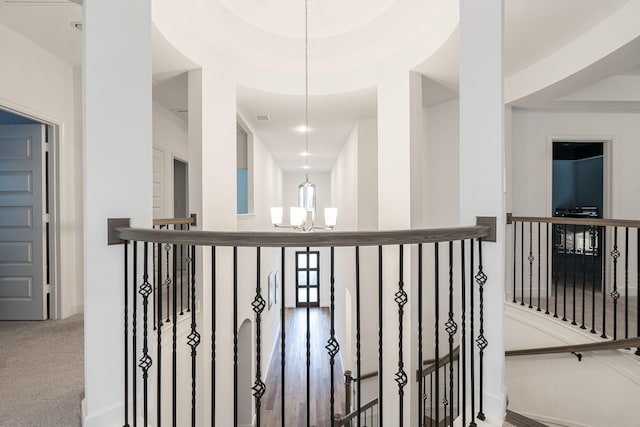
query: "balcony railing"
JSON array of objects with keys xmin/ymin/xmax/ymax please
[
  {"xmin": 507, "ymin": 213, "xmax": 640, "ymax": 352},
  {"xmin": 111, "ymin": 218, "xmax": 492, "ymax": 427}
]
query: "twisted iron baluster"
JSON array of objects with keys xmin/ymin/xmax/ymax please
[
  {"xmin": 138, "ymin": 242, "xmax": 152, "ymax": 427},
  {"xmin": 475, "ymin": 239, "xmax": 488, "ymax": 421},
  {"xmin": 325, "ymin": 247, "xmax": 340, "ymax": 422},
  {"xmin": 395, "ymin": 245, "xmax": 408, "ymax": 427},
  {"xmin": 252, "ymin": 248, "xmax": 266, "ymax": 426}
]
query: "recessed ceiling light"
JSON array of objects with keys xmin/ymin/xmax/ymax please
[
  {"xmin": 300, "ymin": 151, "xmax": 311, "ymax": 156},
  {"xmin": 71, "ymin": 21, "xmax": 82, "ymax": 32},
  {"xmin": 302, "ymin": 165, "xmax": 310, "ymax": 170},
  {"xmin": 296, "ymin": 125, "xmax": 309, "ymax": 133}
]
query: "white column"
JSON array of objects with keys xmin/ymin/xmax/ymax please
[
  {"xmin": 83, "ymin": 0, "xmax": 152, "ymax": 425},
  {"xmin": 377, "ymin": 70, "xmax": 423, "ymax": 425},
  {"xmin": 459, "ymin": 0, "xmax": 507, "ymax": 423},
  {"xmin": 189, "ymin": 65, "xmax": 238, "ymax": 426}
]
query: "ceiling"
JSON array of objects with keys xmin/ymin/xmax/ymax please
[{"xmin": 0, "ymin": 0, "xmax": 638, "ymax": 171}]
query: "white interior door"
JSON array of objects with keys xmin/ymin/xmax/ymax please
[{"xmin": 0, "ymin": 124, "xmax": 46, "ymax": 320}]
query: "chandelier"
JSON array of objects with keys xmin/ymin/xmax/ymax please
[{"xmin": 270, "ymin": 0, "xmax": 337, "ymax": 232}]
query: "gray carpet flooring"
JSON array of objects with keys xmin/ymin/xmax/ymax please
[{"xmin": 0, "ymin": 314, "xmax": 84, "ymax": 427}]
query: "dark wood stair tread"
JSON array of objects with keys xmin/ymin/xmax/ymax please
[{"xmin": 505, "ymin": 410, "xmax": 548, "ymax": 427}]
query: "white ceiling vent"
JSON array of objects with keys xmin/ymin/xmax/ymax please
[{"xmin": 256, "ymin": 114, "xmax": 271, "ymax": 121}]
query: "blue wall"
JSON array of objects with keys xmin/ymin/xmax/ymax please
[{"xmin": 237, "ymin": 169, "xmax": 248, "ymax": 214}]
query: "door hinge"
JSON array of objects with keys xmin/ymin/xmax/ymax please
[
  {"xmin": 45, "ymin": 284, "xmax": 52, "ymax": 294},
  {"xmin": 44, "ymin": 213, "xmax": 50, "ymax": 223}
]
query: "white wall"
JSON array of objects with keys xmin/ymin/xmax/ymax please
[
  {"xmin": 152, "ymin": 100, "xmax": 189, "ymax": 218},
  {"xmin": 423, "ymin": 99, "xmax": 460, "ymax": 227},
  {"xmin": 235, "ymin": 119, "xmax": 284, "ymax": 390},
  {"xmin": 511, "ymin": 110, "xmax": 640, "ymax": 219},
  {"xmin": 0, "ymin": 22, "xmax": 83, "ymax": 319},
  {"xmin": 505, "ymin": 303, "xmax": 640, "ymax": 427}
]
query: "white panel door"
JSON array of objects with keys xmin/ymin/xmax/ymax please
[{"xmin": 0, "ymin": 124, "xmax": 46, "ymax": 320}]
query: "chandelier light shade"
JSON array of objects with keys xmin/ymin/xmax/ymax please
[
  {"xmin": 269, "ymin": 0, "xmax": 337, "ymax": 232},
  {"xmin": 298, "ymin": 179, "xmax": 316, "ymax": 212},
  {"xmin": 270, "ymin": 207, "xmax": 283, "ymax": 225}
]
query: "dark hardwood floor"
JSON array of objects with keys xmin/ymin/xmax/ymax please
[{"xmin": 260, "ymin": 307, "xmax": 346, "ymax": 427}]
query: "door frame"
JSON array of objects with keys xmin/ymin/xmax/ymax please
[
  {"xmin": 0, "ymin": 102, "xmax": 61, "ymax": 319},
  {"xmin": 547, "ymin": 136, "xmax": 613, "ymax": 293}
]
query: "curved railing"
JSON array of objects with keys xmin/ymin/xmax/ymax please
[
  {"xmin": 507, "ymin": 213, "xmax": 640, "ymax": 351},
  {"xmin": 112, "ymin": 218, "xmax": 492, "ymax": 427}
]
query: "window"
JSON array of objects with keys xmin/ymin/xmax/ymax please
[{"xmin": 296, "ymin": 251, "xmax": 319, "ymax": 307}]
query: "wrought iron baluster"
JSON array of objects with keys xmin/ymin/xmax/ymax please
[
  {"xmin": 513, "ymin": 221, "xmax": 517, "ymax": 303},
  {"xmin": 280, "ymin": 247, "xmax": 286, "ymax": 424},
  {"xmin": 157, "ymin": 242, "xmax": 163, "ymax": 427},
  {"xmin": 166, "ymin": 242, "xmax": 171, "ymax": 323},
  {"xmin": 211, "ymin": 246, "xmax": 216, "ymax": 426},
  {"xmin": 139, "ymin": 242, "xmax": 152, "ymax": 427},
  {"xmin": 442, "ymin": 370, "xmax": 448, "ymax": 426},
  {"xmin": 460, "ymin": 240, "xmax": 466, "ymax": 427},
  {"xmin": 546, "ymin": 223, "xmax": 550, "ymax": 315},
  {"xmin": 233, "ymin": 247, "xmax": 238, "ymax": 427},
  {"xmin": 636, "ymin": 229, "xmax": 640, "ymax": 355},
  {"xmin": 563, "ymin": 224, "xmax": 567, "ymax": 322},
  {"xmin": 395, "ymin": 245, "xmax": 408, "ymax": 427},
  {"xmin": 612, "ymin": 227, "xmax": 620, "ymax": 340},
  {"xmin": 446, "ymin": 242, "xmax": 457, "ymax": 427},
  {"xmin": 418, "ymin": 244, "xmax": 423, "ymax": 427},
  {"xmin": 430, "ymin": 374, "xmax": 433, "ymax": 427},
  {"xmin": 433, "ymin": 243, "xmax": 440, "ymax": 427},
  {"xmin": 521, "ymin": 222, "xmax": 524, "ymax": 306},
  {"xmin": 572, "ymin": 225, "xmax": 577, "ymax": 326},
  {"xmin": 123, "ymin": 242, "xmax": 129, "ymax": 427},
  {"xmin": 581, "ymin": 227, "xmax": 586, "ymax": 329},
  {"xmin": 476, "ymin": 239, "xmax": 487, "ymax": 421},
  {"xmin": 172, "ymin": 244, "xmax": 178, "ymax": 427},
  {"xmin": 378, "ymin": 245, "xmax": 383, "ymax": 426},
  {"xmin": 306, "ymin": 247, "xmax": 312, "ymax": 427},
  {"xmin": 326, "ymin": 247, "xmax": 339, "ymax": 423},
  {"xmin": 188, "ymin": 245, "xmax": 199, "ymax": 427},
  {"xmin": 553, "ymin": 226, "xmax": 559, "ymax": 318},
  {"xmin": 180, "ymin": 228, "xmax": 184, "ymax": 316},
  {"xmin": 624, "ymin": 227, "xmax": 629, "ymax": 339},
  {"xmin": 252, "ymin": 248, "xmax": 266, "ymax": 427},
  {"xmin": 132, "ymin": 242, "xmax": 138, "ymax": 427},
  {"xmin": 355, "ymin": 246, "xmax": 361, "ymax": 427},
  {"xmin": 601, "ymin": 227, "xmax": 608, "ymax": 339},
  {"xmin": 153, "ymin": 240, "xmax": 157, "ymax": 330},
  {"xmin": 537, "ymin": 222, "xmax": 541, "ymax": 311},
  {"xmin": 469, "ymin": 240, "xmax": 476, "ymax": 427},
  {"xmin": 590, "ymin": 228, "xmax": 597, "ymax": 334},
  {"xmin": 529, "ymin": 222, "xmax": 533, "ymax": 309}
]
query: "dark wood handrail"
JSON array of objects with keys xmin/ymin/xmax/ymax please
[
  {"xmin": 334, "ymin": 398, "xmax": 378, "ymax": 426},
  {"xmin": 417, "ymin": 346, "xmax": 460, "ymax": 380},
  {"xmin": 352, "ymin": 371, "xmax": 378, "ymax": 382},
  {"xmin": 506, "ymin": 337, "xmax": 640, "ymax": 357},
  {"xmin": 115, "ymin": 225, "xmax": 490, "ymax": 248},
  {"xmin": 152, "ymin": 213, "xmax": 197, "ymax": 227},
  {"xmin": 507, "ymin": 213, "xmax": 640, "ymax": 228}
]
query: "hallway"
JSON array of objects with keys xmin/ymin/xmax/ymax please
[{"xmin": 260, "ymin": 308, "xmax": 346, "ymax": 427}]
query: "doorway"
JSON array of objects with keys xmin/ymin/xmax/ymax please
[
  {"xmin": 295, "ymin": 250, "xmax": 320, "ymax": 307},
  {"xmin": 173, "ymin": 158, "xmax": 188, "ymax": 218},
  {"xmin": 0, "ymin": 108, "xmax": 56, "ymax": 320},
  {"xmin": 552, "ymin": 141, "xmax": 605, "ymax": 294}
]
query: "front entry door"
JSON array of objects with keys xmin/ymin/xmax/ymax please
[{"xmin": 0, "ymin": 124, "xmax": 46, "ymax": 320}]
